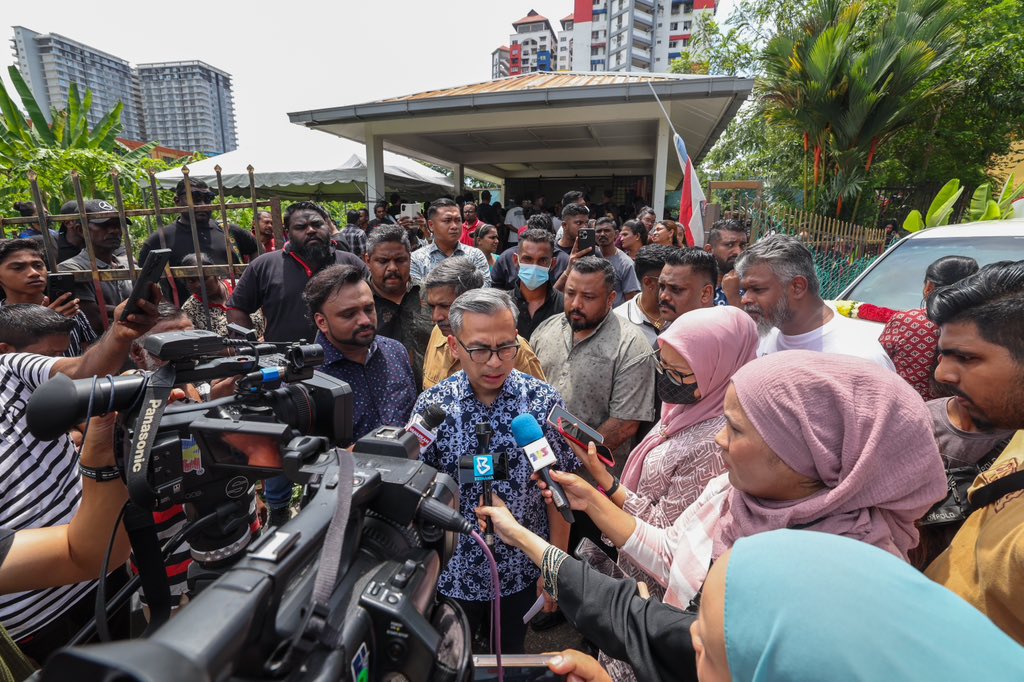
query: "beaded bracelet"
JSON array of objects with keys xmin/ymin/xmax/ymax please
[{"xmin": 541, "ymin": 545, "xmax": 569, "ymax": 601}]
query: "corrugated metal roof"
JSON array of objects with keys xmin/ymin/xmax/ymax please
[{"xmin": 378, "ymin": 71, "xmax": 697, "ymax": 103}]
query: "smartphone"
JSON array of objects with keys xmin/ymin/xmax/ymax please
[
  {"xmin": 577, "ymin": 227, "xmax": 599, "ymax": 257},
  {"xmin": 120, "ymin": 248, "xmax": 171, "ymax": 321},
  {"xmin": 472, "ymin": 654, "xmax": 557, "ymax": 669},
  {"xmin": 400, "ymin": 203, "xmax": 420, "ymax": 221},
  {"xmin": 547, "ymin": 405, "xmax": 615, "ymax": 467},
  {"xmin": 46, "ymin": 272, "xmax": 78, "ymax": 303}
]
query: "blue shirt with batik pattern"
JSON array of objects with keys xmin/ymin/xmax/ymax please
[
  {"xmin": 414, "ymin": 369, "xmax": 579, "ymax": 601},
  {"xmin": 316, "ymin": 331, "xmax": 417, "ymax": 442}
]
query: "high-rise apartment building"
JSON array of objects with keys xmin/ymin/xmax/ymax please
[
  {"xmin": 492, "ymin": 46, "xmax": 510, "ymax": 80},
  {"xmin": 10, "ymin": 27, "xmax": 238, "ymax": 154},
  {"xmin": 137, "ymin": 61, "xmax": 238, "ymax": 155},
  {"xmin": 11, "ymin": 26, "xmax": 146, "ymax": 139},
  {"xmin": 494, "ymin": 1, "xmax": 716, "ymax": 75}
]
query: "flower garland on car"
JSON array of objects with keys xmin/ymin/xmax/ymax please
[{"xmin": 833, "ymin": 300, "xmax": 898, "ymax": 324}]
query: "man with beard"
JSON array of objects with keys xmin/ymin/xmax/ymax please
[
  {"xmin": 410, "ymin": 198, "xmax": 490, "ymax": 284},
  {"xmin": 529, "ymin": 256, "xmax": 655, "ymax": 628},
  {"xmin": 364, "ymin": 225, "xmax": 432, "ymax": 387},
  {"xmin": 704, "ymin": 218, "xmax": 748, "ymax": 307},
  {"xmin": 924, "ymin": 261, "xmax": 1024, "ymax": 644},
  {"xmin": 530, "ymin": 256, "xmax": 656, "ymax": 466},
  {"xmin": 304, "ymin": 264, "xmax": 416, "ymax": 442},
  {"xmin": 58, "ymin": 199, "xmax": 134, "ymax": 334},
  {"xmin": 255, "ymin": 210, "xmax": 277, "ymax": 252},
  {"xmin": 227, "ymin": 201, "xmax": 367, "ymax": 343},
  {"xmin": 139, "ymin": 179, "xmax": 258, "ymax": 305},
  {"xmin": 736, "ymin": 234, "xmax": 894, "ymax": 369}
]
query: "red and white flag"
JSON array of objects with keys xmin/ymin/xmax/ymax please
[{"xmin": 674, "ymin": 133, "xmax": 707, "ymax": 247}]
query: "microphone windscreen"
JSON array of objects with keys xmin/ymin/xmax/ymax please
[
  {"xmin": 510, "ymin": 414, "xmax": 544, "ymax": 447},
  {"xmin": 26, "ymin": 374, "xmax": 82, "ymax": 440},
  {"xmin": 421, "ymin": 405, "xmax": 447, "ymax": 430}
]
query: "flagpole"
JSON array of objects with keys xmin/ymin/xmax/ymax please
[{"xmin": 648, "ymin": 82, "xmax": 681, "ymax": 140}]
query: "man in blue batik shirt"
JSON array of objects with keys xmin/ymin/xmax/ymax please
[{"xmin": 413, "ymin": 288, "xmax": 579, "ymax": 654}]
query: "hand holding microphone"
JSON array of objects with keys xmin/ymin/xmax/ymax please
[
  {"xmin": 510, "ymin": 415, "xmax": 574, "ymax": 524},
  {"xmin": 531, "ymin": 469, "xmax": 598, "ymax": 514}
]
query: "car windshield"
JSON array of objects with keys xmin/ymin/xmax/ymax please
[{"xmin": 841, "ymin": 235, "xmax": 1024, "ymax": 311}]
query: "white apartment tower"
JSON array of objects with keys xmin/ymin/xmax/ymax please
[
  {"xmin": 136, "ymin": 61, "xmax": 238, "ymax": 155},
  {"xmin": 11, "ymin": 26, "xmax": 146, "ymax": 139}
]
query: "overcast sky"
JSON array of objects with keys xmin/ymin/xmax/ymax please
[{"xmin": 2, "ymin": 0, "xmax": 735, "ymax": 160}]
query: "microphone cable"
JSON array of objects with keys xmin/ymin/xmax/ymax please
[{"xmin": 470, "ymin": 529, "xmax": 503, "ymax": 682}]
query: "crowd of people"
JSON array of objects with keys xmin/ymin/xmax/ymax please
[{"xmin": 1, "ymin": 180, "xmax": 1023, "ymax": 680}]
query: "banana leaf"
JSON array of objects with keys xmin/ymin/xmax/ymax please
[
  {"xmin": 903, "ymin": 209, "xmax": 925, "ymax": 232},
  {"xmin": 925, "ymin": 178, "xmax": 962, "ymax": 227},
  {"xmin": 997, "ymin": 175, "xmax": 1024, "ymax": 219},
  {"xmin": 980, "ymin": 199, "xmax": 1001, "ymax": 221},
  {"xmin": 965, "ymin": 183, "xmax": 991, "ymax": 222},
  {"xmin": 7, "ymin": 66, "xmax": 56, "ymax": 147}
]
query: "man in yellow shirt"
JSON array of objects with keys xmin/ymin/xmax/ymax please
[
  {"xmin": 421, "ymin": 257, "xmax": 544, "ymax": 390},
  {"xmin": 923, "ymin": 262, "xmax": 1024, "ymax": 644}
]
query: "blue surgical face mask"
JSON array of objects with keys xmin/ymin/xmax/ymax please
[{"xmin": 518, "ymin": 263, "xmax": 550, "ymax": 290}]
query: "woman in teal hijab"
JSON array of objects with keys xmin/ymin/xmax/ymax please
[{"xmin": 691, "ymin": 529, "xmax": 1024, "ymax": 681}]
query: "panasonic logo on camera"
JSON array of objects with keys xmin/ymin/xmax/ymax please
[{"xmin": 132, "ymin": 399, "xmax": 163, "ymax": 473}]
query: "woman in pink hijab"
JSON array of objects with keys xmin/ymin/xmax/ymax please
[
  {"xmin": 476, "ymin": 351, "xmax": 949, "ymax": 681},
  {"xmin": 571, "ymin": 306, "xmax": 757, "ymax": 599}
]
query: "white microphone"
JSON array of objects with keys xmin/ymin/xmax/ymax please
[{"xmin": 405, "ymin": 405, "xmax": 447, "ymax": 453}]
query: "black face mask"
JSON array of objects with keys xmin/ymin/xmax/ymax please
[{"xmin": 656, "ymin": 372, "xmax": 701, "ymax": 405}]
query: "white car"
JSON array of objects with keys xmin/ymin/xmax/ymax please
[{"xmin": 834, "ymin": 219, "xmax": 1024, "ymax": 334}]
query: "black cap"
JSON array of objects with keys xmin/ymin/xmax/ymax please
[{"xmin": 59, "ymin": 199, "xmax": 130, "ymax": 224}]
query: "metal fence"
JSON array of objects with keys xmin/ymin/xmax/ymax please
[
  {"xmin": 707, "ymin": 181, "xmax": 889, "ymax": 299},
  {"xmin": 1, "ymin": 166, "xmax": 285, "ymax": 332}
]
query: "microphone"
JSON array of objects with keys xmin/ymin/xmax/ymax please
[
  {"xmin": 476, "ymin": 423, "xmax": 496, "ymax": 546},
  {"xmin": 510, "ymin": 414, "xmax": 574, "ymax": 524},
  {"xmin": 405, "ymin": 405, "xmax": 447, "ymax": 453}
]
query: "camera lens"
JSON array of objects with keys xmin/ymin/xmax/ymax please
[{"xmin": 287, "ymin": 343, "xmax": 323, "ymax": 370}]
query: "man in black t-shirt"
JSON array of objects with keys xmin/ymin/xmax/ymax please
[
  {"xmin": 138, "ymin": 178, "xmax": 259, "ymax": 305},
  {"xmin": 227, "ymin": 201, "xmax": 367, "ymax": 343}
]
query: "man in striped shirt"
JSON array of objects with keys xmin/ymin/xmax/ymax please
[{"xmin": 0, "ymin": 289, "xmax": 160, "ymax": 659}]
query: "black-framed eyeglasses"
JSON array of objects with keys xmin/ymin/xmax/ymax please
[
  {"xmin": 653, "ymin": 349, "xmax": 695, "ymax": 386},
  {"xmin": 456, "ymin": 337, "xmax": 520, "ymax": 364}
]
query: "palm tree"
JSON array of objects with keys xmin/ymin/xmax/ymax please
[{"xmin": 761, "ymin": 0, "xmax": 960, "ymax": 217}]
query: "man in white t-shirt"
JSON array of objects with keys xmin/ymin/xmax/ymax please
[{"xmin": 736, "ymin": 234, "xmax": 895, "ymax": 370}]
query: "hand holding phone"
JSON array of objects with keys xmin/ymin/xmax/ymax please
[
  {"xmin": 576, "ymin": 227, "xmax": 598, "ymax": 258},
  {"xmin": 547, "ymin": 405, "xmax": 615, "ymax": 468},
  {"xmin": 46, "ymin": 273, "xmax": 78, "ymax": 305},
  {"xmin": 120, "ymin": 249, "xmax": 171, "ymax": 322}
]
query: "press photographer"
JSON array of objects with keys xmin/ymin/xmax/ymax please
[
  {"xmin": 0, "ymin": 290, "xmax": 160, "ymax": 661},
  {"xmin": 0, "ymin": 413, "xmax": 128, "ymax": 678}
]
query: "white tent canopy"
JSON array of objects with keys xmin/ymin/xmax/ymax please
[{"xmin": 154, "ymin": 128, "xmax": 453, "ymax": 201}]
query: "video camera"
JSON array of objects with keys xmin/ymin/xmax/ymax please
[{"xmin": 26, "ymin": 330, "xmax": 474, "ymax": 681}]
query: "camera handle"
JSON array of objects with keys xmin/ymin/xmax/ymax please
[
  {"xmin": 289, "ymin": 447, "xmax": 356, "ymax": 659},
  {"xmin": 123, "ymin": 364, "xmax": 176, "ymax": 510}
]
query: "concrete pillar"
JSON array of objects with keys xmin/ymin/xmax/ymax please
[
  {"xmin": 652, "ymin": 116, "xmax": 670, "ymax": 219},
  {"xmin": 364, "ymin": 124, "xmax": 386, "ymax": 204},
  {"xmin": 453, "ymin": 164, "xmax": 465, "ymax": 198}
]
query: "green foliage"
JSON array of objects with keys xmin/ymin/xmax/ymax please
[
  {"xmin": 0, "ymin": 65, "xmax": 185, "ymax": 224},
  {"xmin": 903, "ymin": 209, "xmax": 924, "ymax": 232},
  {"xmin": 685, "ymin": 0, "xmax": 1022, "ymax": 225},
  {"xmin": 760, "ymin": 0, "xmax": 961, "ymax": 215},
  {"xmin": 925, "ymin": 178, "xmax": 963, "ymax": 227}
]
